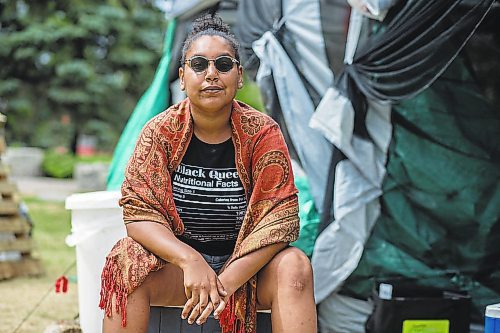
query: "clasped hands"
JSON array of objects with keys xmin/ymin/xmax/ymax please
[{"xmin": 181, "ymin": 258, "xmax": 231, "ymax": 325}]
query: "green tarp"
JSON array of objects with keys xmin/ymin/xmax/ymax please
[
  {"xmin": 341, "ymin": 58, "xmax": 500, "ymax": 320},
  {"xmin": 292, "ymin": 176, "xmax": 321, "ymax": 257}
]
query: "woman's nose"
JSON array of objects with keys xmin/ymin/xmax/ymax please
[{"xmin": 205, "ymin": 61, "xmax": 218, "ymax": 79}]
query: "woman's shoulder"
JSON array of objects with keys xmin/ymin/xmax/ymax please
[
  {"xmin": 143, "ymin": 99, "xmax": 190, "ymax": 133},
  {"xmin": 233, "ymin": 100, "xmax": 278, "ymax": 133}
]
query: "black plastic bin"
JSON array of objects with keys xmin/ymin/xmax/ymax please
[
  {"xmin": 148, "ymin": 306, "xmax": 272, "ymax": 333},
  {"xmin": 366, "ymin": 281, "xmax": 471, "ymax": 333}
]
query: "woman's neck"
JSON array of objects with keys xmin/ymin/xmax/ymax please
[{"xmin": 190, "ymin": 103, "xmax": 232, "ymax": 144}]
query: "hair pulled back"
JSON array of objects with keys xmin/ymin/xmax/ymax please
[{"xmin": 181, "ymin": 13, "xmax": 240, "ymax": 65}]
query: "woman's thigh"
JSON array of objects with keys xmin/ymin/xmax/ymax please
[{"xmin": 144, "ymin": 263, "xmax": 188, "ymax": 307}]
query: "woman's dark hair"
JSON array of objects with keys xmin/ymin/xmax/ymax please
[{"xmin": 181, "ymin": 13, "xmax": 240, "ymax": 65}]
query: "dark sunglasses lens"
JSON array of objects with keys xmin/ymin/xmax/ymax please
[
  {"xmin": 190, "ymin": 57, "xmax": 208, "ymax": 72},
  {"xmin": 215, "ymin": 57, "xmax": 234, "ymax": 72}
]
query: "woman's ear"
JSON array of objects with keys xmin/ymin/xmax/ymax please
[
  {"xmin": 237, "ymin": 65, "xmax": 244, "ymax": 89},
  {"xmin": 179, "ymin": 67, "xmax": 185, "ymax": 91}
]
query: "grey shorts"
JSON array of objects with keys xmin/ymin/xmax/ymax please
[{"xmin": 201, "ymin": 253, "xmax": 230, "ymax": 273}]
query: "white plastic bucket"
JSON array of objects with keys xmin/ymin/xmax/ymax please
[{"xmin": 65, "ymin": 191, "xmax": 126, "ymax": 333}]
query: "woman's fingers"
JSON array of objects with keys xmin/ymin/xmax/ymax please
[
  {"xmin": 198, "ymin": 289, "xmax": 209, "ymax": 314},
  {"xmin": 183, "ymin": 282, "xmax": 224, "ymax": 325},
  {"xmin": 196, "ymin": 303, "xmax": 214, "ymax": 325},
  {"xmin": 187, "ymin": 303, "xmax": 201, "ymax": 325},
  {"xmin": 182, "ymin": 295, "xmax": 197, "ymax": 320},
  {"xmin": 213, "ymin": 298, "xmax": 227, "ymax": 320},
  {"xmin": 209, "ymin": 278, "xmax": 222, "ymax": 309},
  {"xmin": 216, "ymin": 277, "xmax": 227, "ymax": 297},
  {"xmin": 213, "ymin": 277, "xmax": 228, "ymax": 319}
]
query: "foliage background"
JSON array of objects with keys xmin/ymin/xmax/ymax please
[{"xmin": 0, "ymin": 0, "xmax": 166, "ymax": 152}]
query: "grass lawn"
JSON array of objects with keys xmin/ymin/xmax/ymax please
[{"xmin": 0, "ymin": 197, "xmax": 79, "ymax": 333}]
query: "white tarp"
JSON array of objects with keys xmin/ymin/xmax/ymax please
[
  {"xmin": 318, "ymin": 293, "xmax": 373, "ymax": 333},
  {"xmin": 310, "ymin": 88, "xmax": 392, "ymax": 304},
  {"xmin": 284, "ymin": 0, "xmax": 333, "ymax": 94}
]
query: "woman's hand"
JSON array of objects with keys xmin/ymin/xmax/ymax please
[
  {"xmin": 193, "ymin": 271, "xmax": 239, "ymax": 325},
  {"xmin": 195, "ymin": 282, "xmax": 233, "ymax": 325},
  {"xmin": 180, "ymin": 254, "xmax": 227, "ymax": 324}
]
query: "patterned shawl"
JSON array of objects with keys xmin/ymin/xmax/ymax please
[{"xmin": 99, "ymin": 98, "xmax": 300, "ymax": 332}]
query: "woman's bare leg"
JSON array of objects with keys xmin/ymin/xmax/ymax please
[
  {"xmin": 103, "ymin": 263, "xmax": 187, "ymax": 332},
  {"xmin": 257, "ymin": 247, "xmax": 317, "ymax": 333}
]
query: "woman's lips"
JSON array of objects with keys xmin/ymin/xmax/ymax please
[
  {"xmin": 201, "ymin": 88, "xmax": 223, "ymax": 95},
  {"xmin": 201, "ymin": 86, "xmax": 223, "ymax": 92}
]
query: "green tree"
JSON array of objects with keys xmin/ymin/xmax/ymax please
[{"xmin": 0, "ymin": 0, "xmax": 166, "ymax": 151}]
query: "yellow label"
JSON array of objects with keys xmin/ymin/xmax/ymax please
[{"xmin": 402, "ymin": 320, "xmax": 450, "ymax": 333}]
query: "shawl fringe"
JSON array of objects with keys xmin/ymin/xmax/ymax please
[
  {"xmin": 99, "ymin": 254, "xmax": 128, "ymax": 328},
  {"xmin": 219, "ymin": 295, "xmax": 244, "ymax": 333}
]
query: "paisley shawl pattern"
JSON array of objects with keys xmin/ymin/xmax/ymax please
[{"xmin": 99, "ymin": 98, "xmax": 299, "ymax": 333}]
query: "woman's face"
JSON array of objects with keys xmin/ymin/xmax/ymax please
[{"xmin": 179, "ymin": 35, "xmax": 243, "ymax": 114}]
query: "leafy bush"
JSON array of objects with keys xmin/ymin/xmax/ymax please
[
  {"xmin": 42, "ymin": 150, "xmax": 76, "ymax": 178},
  {"xmin": 1, "ymin": 2, "xmax": 165, "ymax": 151},
  {"xmin": 77, "ymin": 154, "xmax": 113, "ymax": 164}
]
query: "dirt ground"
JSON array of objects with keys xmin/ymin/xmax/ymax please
[
  {"xmin": 0, "ymin": 178, "xmax": 80, "ymax": 333},
  {"xmin": 0, "ymin": 274, "xmax": 79, "ymax": 332}
]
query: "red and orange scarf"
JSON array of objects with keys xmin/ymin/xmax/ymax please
[{"xmin": 99, "ymin": 98, "xmax": 299, "ymax": 333}]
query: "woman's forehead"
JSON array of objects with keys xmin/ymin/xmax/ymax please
[{"xmin": 186, "ymin": 35, "xmax": 235, "ymax": 58}]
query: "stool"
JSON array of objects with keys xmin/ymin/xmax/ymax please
[{"xmin": 148, "ymin": 306, "xmax": 272, "ymax": 333}]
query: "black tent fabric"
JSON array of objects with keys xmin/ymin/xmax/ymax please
[
  {"xmin": 234, "ymin": 0, "xmax": 282, "ymax": 79},
  {"xmin": 336, "ymin": 0, "xmax": 496, "ymax": 139},
  {"xmin": 319, "ymin": 0, "xmax": 351, "ymax": 76},
  {"xmin": 338, "ymin": 0, "xmax": 496, "ymax": 101},
  {"xmin": 320, "ymin": 0, "xmax": 497, "ymax": 239}
]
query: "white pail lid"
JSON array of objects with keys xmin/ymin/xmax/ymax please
[
  {"xmin": 65, "ymin": 190, "xmax": 121, "ymax": 210},
  {"xmin": 486, "ymin": 303, "xmax": 500, "ymax": 319}
]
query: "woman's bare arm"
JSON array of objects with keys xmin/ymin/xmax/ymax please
[
  {"xmin": 126, "ymin": 222, "xmax": 197, "ymax": 268},
  {"xmin": 218, "ymin": 242, "xmax": 287, "ymax": 295}
]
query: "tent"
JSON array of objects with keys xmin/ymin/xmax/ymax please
[{"xmin": 107, "ymin": 0, "xmax": 500, "ymax": 330}]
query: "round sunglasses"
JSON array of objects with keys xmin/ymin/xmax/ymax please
[{"xmin": 185, "ymin": 55, "xmax": 239, "ymax": 74}]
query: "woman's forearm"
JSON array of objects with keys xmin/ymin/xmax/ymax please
[
  {"xmin": 218, "ymin": 242, "xmax": 287, "ymax": 295},
  {"xmin": 126, "ymin": 222, "xmax": 201, "ymax": 269}
]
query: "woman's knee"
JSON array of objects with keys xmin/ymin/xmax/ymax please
[
  {"xmin": 257, "ymin": 247, "xmax": 313, "ymax": 308},
  {"xmin": 274, "ymin": 247, "xmax": 314, "ymax": 292}
]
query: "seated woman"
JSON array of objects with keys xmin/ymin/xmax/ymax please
[{"xmin": 99, "ymin": 13, "xmax": 316, "ymax": 333}]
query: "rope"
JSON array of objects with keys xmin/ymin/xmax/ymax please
[{"xmin": 11, "ymin": 260, "xmax": 77, "ymax": 333}]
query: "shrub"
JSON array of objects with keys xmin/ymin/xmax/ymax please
[{"xmin": 42, "ymin": 150, "xmax": 76, "ymax": 178}]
